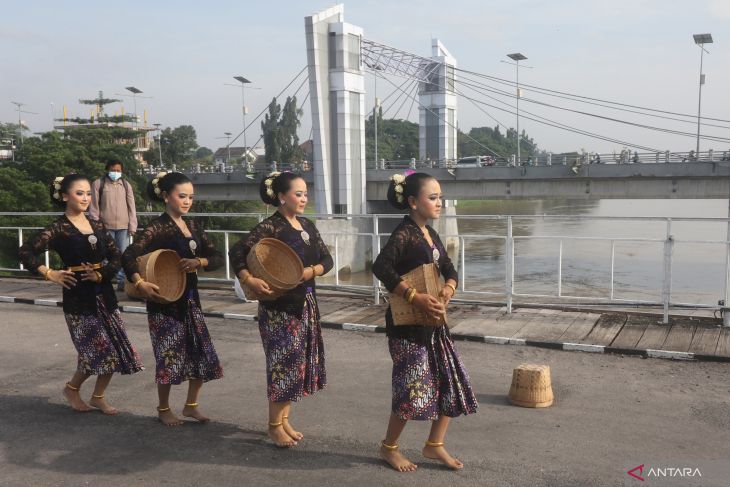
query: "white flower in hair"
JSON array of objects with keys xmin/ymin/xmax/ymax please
[
  {"xmin": 264, "ymin": 179, "xmax": 272, "ymax": 186},
  {"xmin": 268, "ymin": 171, "xmax": 281, "ymax": 178},
  {"xmin": 53, "ymin": 183, "xmax": 61, "ymax": 190},
  {"xmin": 156, "ymin": 172, "xmax": 167, "ymax": 178},
  {"xmin": 154, "ymin": 187, "xmax": 161, "ymax": 195},
  {"xmin": 152, "ymin": 178, "xmax": 159, "ymax": 185},
  {"xmin": 391, "ymin": 174, "xmax": 405, "ymax": 184},
  {"xmin": 54, "ymin": 176, "xmax": 64, "ymax": 183},
  {"xmin": 53, "ymin": 191, "xmax": 61, "ymax": 200},
  {"xmin": 266, "ymin": 188, "xmax": 274, "ymax": 198},
  {"xmin": 394, "ymin": 185, "xmax": 403, "ymax": 193},
  {"xmin": 396, "ymin": 194, "xmax": 404, "ymax": 203}
]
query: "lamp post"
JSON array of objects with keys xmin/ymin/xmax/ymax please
[
  {"xmin": 505, "ymin": 53, "xmax": 528, "ymax": 165},
  {"xmin": 153, "ymin": 123, "xmax": 163, "ymax": 165},
  {"xmin": 693, "ymin": 33, "xmax": 713, "ymax": 157},
  {"xmin": 125, "ymin": 86, "xmax": 143, "ymax": 152},
  {"xmin": 233, "ymin": 76, "xmax": 252, "ymax": 163}
]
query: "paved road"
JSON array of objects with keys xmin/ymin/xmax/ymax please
[{"xmin": 1, "ymin": 302, "xmax": 729, "ymax": 487}]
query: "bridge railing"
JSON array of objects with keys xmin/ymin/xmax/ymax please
[{"xmin": 1, "ymin": 211, "xmax": 728, "ymax": 323}]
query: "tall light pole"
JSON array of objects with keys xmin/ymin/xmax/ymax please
[
  {"xmin": 153, "ymin": 123, "xmax": 163, "ymax": 166},
  {"xmin": 693, "ymin": 33, "xmax": 713, "ymax": 157},
  {"xmin": 506, "ymin": 53, "xmax": 528, "ymax": 165},
  {"xmin": 125, "ymin": 86, "xmax": 143, "ymax": 152},
  {"xmin": 10, "ymin": 101, "xmax": 37, "ymax": 144},
  {"xmin": 232, "ymin": 76, "xmax": 253, "ymax": 164}
]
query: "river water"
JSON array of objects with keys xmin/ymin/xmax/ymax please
[{"xmin": 454, "ymin": 199, "xmax": 729, "ymax": 305}]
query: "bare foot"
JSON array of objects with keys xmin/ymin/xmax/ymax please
[
  {"xmin": 182, "ymin": 404, "xmax": 210, "ymax": 423},
  {"xmin": 157, "ymin": 409, "xmax": 184, "ymax": 427},
  {"xmin": 63, "ymin": 386, "xmax": 92, "ymax": 412},
  {"xmin": 268, "ymin": 424, "xmax": 297, "ymax": 448},
  {"xmin": 89, "ymin": 396, "xmax": 119, "ymax": 415},
  {"xmin": 282, "ymin": 417, "xmax": 303, "ymax": 441},
  {"xmin": 422, "ymin": 443, "xmax": 464, "ymax": 470},
  {"xmin": 380, "ymin": 443, "xmax": 418, "ymax": 472}
]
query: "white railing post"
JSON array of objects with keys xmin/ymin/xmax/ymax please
[
  {"xmin": 610, "ymin": 240, "xmax": 615, "ymax": 301},
  {"xmin": 224, "ymin": 232, "xmax": 230, "ymax": 280},
  {"xmin": 18, "ymin": 229, "xmax": 24, "ymax": 270},
  {"xmin": 558, "ymin": 239, "xmax": 563, "ymax": 297},
  {"xmin": 459, "ymin": 236, "xmax": 466, "ymax": 292},
  {"xmin": 372, "ymin": 214, "xmax": 380, "ymax": 305},
  {"xmin": 505, "ymin": 217, "xmax": 514, "ymax": 313},
  {"xmin": 334, "ymin": 234, "xmax": 340, "ymax": 286},
  {"xmin": 661, "ymin": 219, "xmax": 674, "ymax": 324}
]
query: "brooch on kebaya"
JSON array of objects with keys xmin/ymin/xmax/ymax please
[
  {"xmin": 88, "ymin": 234, "xmax": 98, "ymax": 251},
  {"xmin": 432, "ymin": 247, "xmax": 440, "ymax": 262},
  {"xmin": 301, "ymin": 230, "xmax": 311, "ymax": 246},
  {"xmin": 189, "ymin": 239, "xmax": 198, "ymax": 255}
]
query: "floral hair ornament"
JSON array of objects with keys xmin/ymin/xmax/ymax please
[
  {"xmin": 264, "ymin": 171, "xmax": 281, "ymax": 199},
  {"xmin": 390, "ymin": 173, "xmax": 407, "ymax": 203},
  {"xmin": 52, "ymin": 176, "xmax": 64, "ymax": 201},
  {"xmin": 403, "ymin": 169, "xmax": 416, "ymax": 177},
  {"xmin": 151, "ymin": 171, "xmax": 167, "ymax": 196}
]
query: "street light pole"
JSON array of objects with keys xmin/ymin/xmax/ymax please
[
  {"xmin": 506, "ymin": 53, "xmax": 527, "ymax": 165},
  {"xmin": 693, "ymin": 34, "xmax": 713, "ymax": 157},
  {"xmin": 125, "ymin": 86, "xmax": 143, "ymax": 153},
  {"xmin": 233, "ymin": 76, "xmax": 252, "ymax": 164}
]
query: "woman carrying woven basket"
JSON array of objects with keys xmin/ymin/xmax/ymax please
[
  {"xmin": 122, "ymin": 172, "xmax": 224, "ymax": 426},
  {"xmin": 372, "ymin": 172, "xmax": 478, "ymax": 472},
  {"xmin": 18, "ymin": 174, "xmax": 143, "ymax": 415},
  {"xmin": 229, "ymin": 171, "xmax": 332, "ymax": 448}
]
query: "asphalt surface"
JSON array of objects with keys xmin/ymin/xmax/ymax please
[{"xmin": 1, "ymin": 302, "xmax": 729, "ymax": 487}]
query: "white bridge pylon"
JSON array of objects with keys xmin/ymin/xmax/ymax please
[{"xmin": 305, "ymin": 4, "xmax": 457, "ymax": 214}]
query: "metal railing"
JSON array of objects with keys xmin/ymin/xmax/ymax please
[{"xmin": 1, "ymin": 211, "xmax": 728, "ymax": 323}]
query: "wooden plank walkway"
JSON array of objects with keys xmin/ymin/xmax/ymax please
[{"xmin": 0, "ymin": 277, "xmax": 727, "ymax": 359}]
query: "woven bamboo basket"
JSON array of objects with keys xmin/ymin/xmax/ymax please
[
  {"xmin": 124, "ymin": 249, "xmax": 186, "ymax": 304},
  {"xmin": 389, "ymin": 263, "xmax": 448, "ymax": 327},
  {"xmin": 507, "ymin": 363, "xmax": 554, "ymax": 408},
  {"xmin": 243, "ymin": 238, "xmax": 304, "ymax": 301}
]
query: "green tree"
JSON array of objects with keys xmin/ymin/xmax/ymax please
[
  {"xmin": 365, "ymin": 112, "xmax": 419, "ymax": 162},
  {"xmin": 279, "ymin": 96, "xmax": 304, "ymax": 164},
  {"xmin": 261, "ymin": 98, "xmax": 282, "ymax": 167}
]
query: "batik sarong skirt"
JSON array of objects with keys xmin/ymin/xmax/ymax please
[
  {"xmin": 147, "ymin": 296, "xmax": 223, "ymax": 385},
  {"xmin": 258, "ymin": 292, "xmax": 326, "ymax": 402},
  {"xmin": 64, "ymin": 295, "xmax": 143, "ymax": 376},
  {"xmin": 388, "ymin": 325, "xmax": 478, "ymax": 420}
]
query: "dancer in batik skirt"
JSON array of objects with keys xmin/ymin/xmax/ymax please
[
  {"xmin": 19, "ymin": 173, "xmax": 143, "ymax": 415},
  {"xmin": 372, "ymin": 172, "xmax": 478, "ymax": 472},
  {"xmin": 122, "ymin": 172, "xmax": 223, "ymax": 426},
  {"xmin": 229, "ymin": 171, "xmax": 332, "ymax": 447}
]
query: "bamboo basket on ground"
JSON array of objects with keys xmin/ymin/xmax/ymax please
[
  {"xmin": 243, "ymin": 238, "xmax": 304, "ymax": 301},
  {"xmin": 124, "ymin": 249, "xmax": 187, "ymax": 304},
  {"xmin": 507, "ymin": 363, "xmax": 554, "ymax": 408},
  {"xmin": 389, "ymin": 263, "xmax": 449, "ymax": 327}
]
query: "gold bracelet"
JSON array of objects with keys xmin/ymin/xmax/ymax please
[
  {"xmin": 95, "ymin": 271, "xmax": 103, "ymax": 282},
  {"xmin": 406, "ymin": 288, "xmax": 417, "ymax": 304},
  {"xmin": 310, "ymin": 264, "xmax": 317, "ymax": 277},
  {"xmin": 134, "ymin": 277, "xmax": 145, "ymax": 289},
  {"xmin": 402, "ymin": 286, "xmax": 413, "ymax": 299},
  {"xmin": 241, "ymin": 273, "xmax": 250, "ymax": 285},
  {"xmin": 44, "ymin": 268, "xmax": 52, "ymax": 280},
  {"xmin": 445, "ymin": 282, "xmax": 456, "ymax": 295}
]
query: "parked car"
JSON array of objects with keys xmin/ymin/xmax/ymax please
[{"xmin": 455, "ymin": 155, "xmax": 493, "ymax": 167}]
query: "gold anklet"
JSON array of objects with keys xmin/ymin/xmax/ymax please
[
  {"xmin": 381, "ymin": 440, "xmax": 399, "ymax": 451},
  {"xmin": 65, "ymin": 382, "xmax": 79, "ymax": 391},
  {"xmin": 282, "ymin": 415, "xmax": 288, "ymax": 420},
  {"xmin": 157, "ymin": 406, "xmax": 171, "ymax": 412},
  {"xmin": 185, "ymin": 402, "xmax": 198, "ymax": 408},
  {"xmin": 92, "ymin": 394, "xmax": 104, "ymax": 399},
  {"xmin": 268, "ymin": 421, "xmax": 283, "ymax": 427},
  {"xmin": 425, "ymin": 440, "xmax": 445, "ymax": 447}
]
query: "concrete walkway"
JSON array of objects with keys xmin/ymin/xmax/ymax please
[{"xmin": 0, "ymin": 277, "xmax": 727, "ymax": 362}]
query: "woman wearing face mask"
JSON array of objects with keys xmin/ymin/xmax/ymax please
[
  {"xmin": 229, "ymin": 171, "xmax": 332, "ymax": 448},
  {"xmin": 122, "ymin": 172, "xmax": 223, "ymax": 426},
  {"xmin": 18, "ymin": 174, "xmax": 143, "ymax": 415},
  {"xmin": 89, "ymin": 161, "xmax": 138, "ymax": 291},
  {"xmin": 372, "ymin": 172, "xmax": 478, "ymax": 472}
]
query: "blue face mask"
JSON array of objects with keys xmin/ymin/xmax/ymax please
[{"xmin": 108, "ymin": 171, "xmax": 122, "ymax": 181}]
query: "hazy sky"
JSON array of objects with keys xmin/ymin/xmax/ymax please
[{"xmin": 2, "ymin": 0, "xmax": 729, "ymax": 156}]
